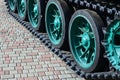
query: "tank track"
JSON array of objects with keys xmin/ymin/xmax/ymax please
[{"xmin": 4, "ymin": 0, "xmax": 120, "ymax": 80}]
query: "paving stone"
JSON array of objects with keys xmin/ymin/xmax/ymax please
[
  {"xmin": 21, "ymin": 74, "xmax": 27, "ymax": 78},
  {"xmin": 1, "ymin": 74, "xmax": 14, "ymax": 79},
  {"xmin": 45, "ymin": 71, "xmax": 54, "ymax": 76},
  {"xmin": 15, "ymin": 74, "xmax": 20, "ymax": 78}
]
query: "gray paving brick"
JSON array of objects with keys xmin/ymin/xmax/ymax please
[
  {"xmin": 27, "ymin": 62, "xmax": 38, "ymax": 65},
  {"xmin": 35, "ymin": 68, "xmax": 47, "ymax": 72},
  {"xmin": 23, "ymin": 70, "xmax": 29, "ymax": 73},
  {"xmin": 15, "ymin": 74, "xmax": 20, "ymax": 78},
  {"xmin": 29, "ymin": 69, "xmax": 35, "ymax": 73},
  {"xmin": 14, "ymin": 60, "xmax": 21, "ymax": 63},
  {"xmin": 8, "ymin": 79, "xmax": 16, "ymax": 80},
  {"xmin": 10, "ymin": 70, "xmax": 17, "ymax": 74},
  {"xmin": 48, "ymin": 64, "xmax": 60, "ymax": 67},
  {"xmin": 38, "ymin": 77, "xmax": 43, "ymax": 80},
  {"xmin": 18, "ymin": 56, "xmax": 25, "ymax": 59},
  {"xmin": 9, "ymin": 63, "xmax": 16, "ymax": 67},
  {"xmin": 34, "ymin": 73, "xmax": 38, "ymax": 77},
  {"xmin": 21, "ymin": 63, "xmax": 27, "ymax": 66},
  {"xmin": 45, "ymin": 72, "xmax": 54, "ymax": 76},
  {"xmin": 24, "ymin": 66, "xmax": 31, "ymax": 69},
  {"xmin": 21, "ymin": 74, "xmax": 27, "ymax": 77},
  {"xmin": 54, "ymin": 67, "xmax": 66, "ymax": 70},
  {"xmin": 1, "ymin": 74, "xmax": 14, "ymax": 79},
  {"xmin": 3, "ymin": 67, "xmax": 14, "ymax": 71},
  {"xmin": 42, "ymin": 64, "xmax": 48, "ymax": 68},
  {"xmin": 58, "ymin": 74, "xmax": 72, "ymax": 79},
  {"xmin": 28, "ymin": 73, "xmax": 34, "ymax": 77},
  {"xmin": 42, "ymin": 76, "xmax": 49, "ymax": 80}
]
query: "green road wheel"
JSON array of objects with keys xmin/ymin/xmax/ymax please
[
  {"xmin": 105, "ymin": 20, "xmax": 120, "ymax": 71},
  {"xmin": 28, "ymin": 0, "xmax": 41, "ymax": 30},
  {"xmin": 45, "ymin": 0, "xmax": 72, "ymax": 48},
  {"xmin": 17, "ymin": 0, "xmax": 27, "ymax": 20},
  {"xmin": 8, "ymin": 0, "xmax": 16, "ymax": 12},
  {"xmin": 69, "ymin": 10, "xmax": 104, "ymax": 72}
]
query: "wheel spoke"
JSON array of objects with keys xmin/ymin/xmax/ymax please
[
  {"xmin": 78, "ymin": 27, "xmax": 85, "ymax": 32},
  {"xmin": 87, "ymin": 51, "xmax": 92, "ymax": 63},
  {"xmin": 56, "ymin": 30, "xmax": 61, "ymax": 40},
  {"xmin": 85, "ymin": 23, "xmax": 90, "ymax": 32},
  {"xmin": 88, "ymin": 32, "xmax": 94, "ymax": 39},
  {"xmin": 114, "ymin": 45, "xmax": 120, "ymax": 56},
  {"xmin": 54, "ymin": 10, "xmax": 59, "ymax": 15},
  {"xmin": 34, "ymin": 14, "xmax": 38, "ymax": 20},
  {"xmin": 75, "ymin": 34, "xmax": 82, "ymax": 38},
  {"xmin": 75, "ymin": 42, "xmax": 82, "ymax": 49},
  {"xmin": 80, "ymin": 49, "xmax": 89, "ymax": 58},
  {"xmin": 52, "ymin": 27, "xmax": 59, "ymax": 34}
]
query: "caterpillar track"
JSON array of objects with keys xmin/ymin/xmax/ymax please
[{"xmin": 4, "ymin": 0, "xmax": 120, "ymax": 80}]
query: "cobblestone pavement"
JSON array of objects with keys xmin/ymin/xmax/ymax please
[{"xmin": 0, "ymin": 0, "xmax": 85, "ymax": 80}]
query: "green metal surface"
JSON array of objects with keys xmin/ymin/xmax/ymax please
[
  {"xmin": 17, "ymin": 0, "xmax": 26, "ymax": 19},
  {"xmin": 46, "ymin": 2, "xmax": 62, "ymax": 45},
  {"xmin": 28, "ymin": 0, "xmax": 40, "ymax": 28},
  {"xmin": 69, "ymin": 15, "xmax": 96, "ymax": 69},
  {"xmin": 8, "ymin": 0, "xmax": 16, "ymax": 11},
  {"xmin": 105, "ymin": 20, "xmax": 120, "ymax": 70}
]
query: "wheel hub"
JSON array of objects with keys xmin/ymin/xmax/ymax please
[
  {"xmin": 33, "ymin": 4, "xmax": 38, "ymax": 15},
  {"xmin": 81, "ymin": 33, "xmax": 90, "ymax": 48},
  {"xmin": 53, "ymin": 15, "xmax": 61, "ymax": 29}
]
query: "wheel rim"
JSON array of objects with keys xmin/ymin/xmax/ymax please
[
  {"xmin": 17, "ymin": 0, "xmax": 26, "ymax": 19},
  {"xmin": 46, "ymin": 2, "xmax": 62, "ymax": 45},
  {"xmin": 69, "ymin": 15, "xmax": 96, "ymax": 69},
  {"xmin": 8, "ymin": 0, "xmax": 16, "ymax": 11},
  {"xmin": 105, "ymin": 20, "xmax": 120, "ymax": 70},
  {"xmin": 28, "ymin": 0, "xmax": 40, "ymax": 28}
]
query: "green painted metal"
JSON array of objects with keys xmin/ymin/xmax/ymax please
[
  {"xmin": 46, "ymin": 2, "xmax": 62, "ymax": 45},
  {"xmin": 69, "ymin": 15, "xmax": 96, "ymax": 69},
  {"xmin": 17, "ymin": 0, "xmax": 26, "ymax": 19},
  {"xmin": 105, "ymin": 20, "xmax": 120, "ymax": 70},
  {"xmin": 8, "ymin": 0, "xmax": 16, "ymax": 11},
  {"xmin": 28, "ymin": 0, "xmax": 40, "ymax": 28}
]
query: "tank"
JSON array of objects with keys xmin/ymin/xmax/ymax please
[{"xmin": 5, "ymin": 0, "xmax": 120, "ymax": 79}]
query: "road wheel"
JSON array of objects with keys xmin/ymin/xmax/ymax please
[
  {"xmin": 45, "ymin": 0, "xmax": 72, "ymax": 49},
  {"xmin": 17, "ymin": 0, "xmax": 27, "ymax": 20},
  {"xmin": 8, "ymin": 0, "xmax": 17, "ymax": 12},
  {"xmin": 105, "ymin": 20, "xmax": 120, "ymax": 71},
  {"xmin": 69, "ymin": 9, "xmax": 104, "ymax": 72},
  {"xmin": 28, "ymin": 0, "xmax": 45, "ymax": 30}
]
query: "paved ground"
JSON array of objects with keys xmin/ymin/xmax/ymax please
[{"xmin": 0, "ymin": 0, "xmax": 85, "ymax": 80}]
